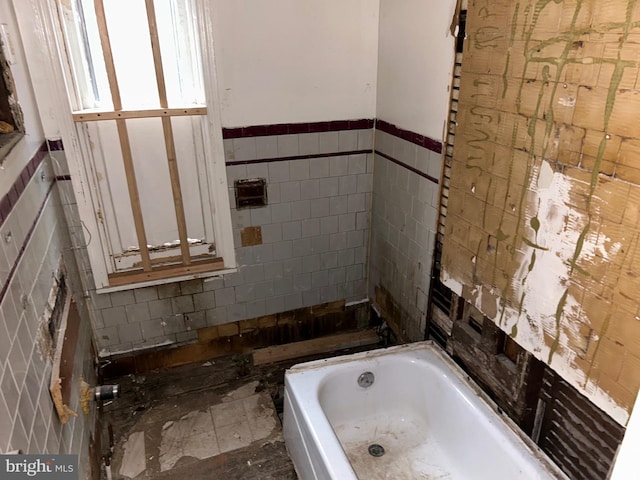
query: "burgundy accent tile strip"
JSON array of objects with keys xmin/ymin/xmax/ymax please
[
  {"xmin": 0, "ymin": 181, "xmax": 56, "ymax": 305},
  {"xmin": 226, "ymin": 149, "xmax": 372, "ymax": 166},
  {"xmin": 222, "ymin": 119, "xmax": 374, "ymax": 139},
  {"xmin": 47, "ymin": 139, "xmax": 64, "ymax": 151},
  {"xmin": 56, "ymin": 175, "xmax": 72, "ymax": 181},
  {"xmin": 375, "ymin": 119, "xmax": 442, "ymax": 154},
  {"xmin": 374, "ymin": 150, "xmax": 439, "ymax": 185},
  {"xmin": 0, "ymin": 142, "xmax": 49, "ymax": 226}
]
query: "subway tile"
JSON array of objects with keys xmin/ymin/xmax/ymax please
[
  {"xmin": 261, "ymin": 223, "xmax": 283, "ymax": 243},
  {"xmin": 328, "ymin": 266, "xmax": 346, "ymax": 285},
  {"xmin": 356, "ymin": 211, "xmax": 370, "ymax": 230},
  {"xmin": 171, "ymin": 295, "xmax": 195, "ymax": 314},
  {"xmin": 274, "ymin": 276, "xmax": 293, "ymax": 296},
  {"xmin": 310, "ymin": 198, "xmax": 330, "ymax": 218},
  {"xmin": 246, "ymin": 162, "xmax": 269, "ymax": 179},
  {"xmin": 280, "ymin": 182, "xmax": 301, "ymax": 202},
  {"xmin": 253, "ymin": 281, "xmax": 275, "ymax": 301},
  {"xmin": 299, "ymin": 133, "xmax": 320, "ymax": 155},
  {"xmin": 148, "ymin": 298, "xmax": 173, "ymax": 319},
  {"xmin": 348, "ymin": 193, "xmax": 366, "ymax": 212},
  {"xmin": 267, "ymin": 183, "xmax": 281, "ymax": 204},
  {"xmin": 193, "ymin": 291, "xmax": 216, "ymax": 311},
  {"xmin": 290, "ymin": 200, "xmax": 311, "ymax": 221},
  {"xmin": 302, "ymin": 289, "xmax": 321, "ymax": 307},
  {"xmin": 302, "ymin": 254, "xmax": 321, "ymax": 273},
  {"xmin": 330, "ymin": 232, "xmax": 348, "ymax": 251},
  {"xmin": 290, "ymin": 159, "xmax": 310, "ymax": 180},
  {"xmin": 255, "ymin": 136, "xmax": 278, "ymax": 159},
  {"xmin": 311, "ymin": 235, "xmax": 330, "ymax": 254},
  {"xmin": 329, "ymin": 156, "xmax": 348, "ymax": 177},
  {"xmin": 329, "ymin": 196, "xmax": 348, "ymax": 215},
  {"xmin": 278, "ymin": 135, "xmax": 299, "ymax": 157},
  {"xmin": 96, "ymin": 326, "xmax": 120, "ymax": 347},
  {"xmin": 293, "ymin": 273, "xmax": 311, "ymax": 292},
  {"xmin": 141, "ymin": 319, "xmax": 166, "ymax": 339},
  {"xmin": 224, "ymin": 271, "xmax": 245, "ymax": 287},
  {"xmin": 320, "ymin": 216, "xmax": 338, "ymax": 235},
  {"xmin": 300, "ymin": 179, "xmax": 320, "ymax": 200},
  {"xmin": 339, "ymin": 176, "xmax": 357, "ymax": 195},
  {"xmin": 118, "ymin": 322, "xmax": 143, "ymax": 342},
  {"xmin": 227, "ymin": 304, "xmax": 247, "ymax": 322},
  {"xmin": 233, "ymin": 137, "xmax": 257, "ymax": 161},
  {"xmin": 268, "ymin": 161, "xmax": 290, "ymax": 183},
  {"xmin": 318, "ymin": 132, "xmax": 339, "ymax": 154},
  {"xmin": 320, "ymin": 284, "xmax": 339, "ymax": 304},
  {"xmin": 250, "ymin": 205, "xmax": 272, "ymax": 225},
  {"xmin": 271, "ymin": 203, "xmax": 292, "ymax": 223},
  {"xmin": 347, "ymin": 230, "xmax": 364, "ymax": 249},
  {"xmin": 203, "ymin": 277, "xmax": 225, "ymax": 291},
  {"xmin": 231, "ymin": 208, "xmax": 252, "ymax": 229},
  {"xmin": 282, "ymin": 257, "xmax": 302, "ymax": 276},
  {"xmin": 292, "ymin": 238, "xmax": 312, "ymax": 257},
  {"xmin": 162, "ymin": 314, "xmax": 188, "ymax": 335},
  {"xmin": 223, "ymin": 139, "xmax": 235, "ymax": 161},
  {"xmin": 252, "ymin": 244, "xmax": 273, "ymax": 263},
  {"xmin": 226, "ymin": 164, "xmax": 248, "ymax": 183},
  {"xmin": 354, "ymin": 246, "xmax": 367, "ymax": 265},
  {"xmin": 181, "ymin": 279, "xmax": 203, "ymax": 295},
  {"xmin": 245, "ymin": 300, "xmax": 266, "ymax": 319},
  {"xmin": 176, "ymin": 330, "xmax": 199, "ymax": 343},
  {"xmin": 309, "ymin": 158, "xmax": 329, "ymax": 178},
  {"xmin": 263, "ymin": 262, "xmax": 284, "ymax": 280},
  {"xmin": 338, "ymin": 130, "xmax": 358, "ymax": 151},
  {"xmin": 125, "ymin": 302, "xmax": 151, "ymax": 323},
  {"xmin": 234, "ymin": 284, "xmax": 256, "ymax": 303},
  {"xmin": 157, "ymin": 282, "xmax": 181, "ymax": 299},
  {"xmin": 318, "ymin": 177, "xmax": 339, "ymax": 197},
  {"xmin": 272, "ymin": 241, "xmax": 293, "ymax": 260},
  {"xmin": 301, "ymin": 218, "xmax": 320, "ymax": 238},
  {"xmin": 348, "ymin": 154, "xmax": 367, "ymax": 175},
  {"xmin": 133, "ymin": 286, "xmax": 158, "ymax": 303},
  {"xmin": 110, "ymin": 290, "xmax": 136, "ymax": 307},
  {"xmin": 357, "ymin": 129, "xmax": 374, "ymax": 150},
  {"xmin": 215, "ymin": 287, "xmax": 236, "ymax": 307},
  {"xmin": 101, "ymin": 306, "xmax": 128, "ymax": 327},
  {"xmin": 240, "ymin": 264, "xmax": 265, "ymax": 283},
  {"xmin": 320, "ymin": 251, "xmax": 338, "ymax": 270},
  {"xmin": 282, "ymin": 221, "xmax": 302, "ymax": 240},
  {"xmin": 282, "ymin": 292, "xmax": 302, "ymax": 311},
  {"xmin": 357, "ymin": 173, "xmax": 373, "ymax": 193},
  {"xmin": 205, "ymin": 307, "xmax": 227, "ymax": 326},
  {"xmin": 346, "ymin": 264, "xmax": 364, "ymax": 282},
  {"xmin": 265, "ymin": 295, "xmax": 285, "ymax": 316}
]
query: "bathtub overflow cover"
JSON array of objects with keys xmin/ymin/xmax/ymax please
[
  {"xmin": 368, "ymin": 444, "xmax": 385, "ymax": 457},
  {"xmin": 358, "ymin": 371, "xmax": 375, "ymax": 388}
]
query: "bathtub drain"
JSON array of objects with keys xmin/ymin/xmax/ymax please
[
  {"xmin": 358, "ymin": 371, "xmax": 375, "ymax": 388},
  {"xmin": 368, "ymin": 444, "xmax": 385, "ymax": 457}
]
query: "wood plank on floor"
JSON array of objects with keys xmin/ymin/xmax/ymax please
[{"xmin": 252, "ymin": 329, "xmax": 380, "ymax": 365}]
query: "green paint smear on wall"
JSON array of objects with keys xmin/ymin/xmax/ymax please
[{"xmin": 548, "ymin": 288, "xmax": 569, "ymax": 364}]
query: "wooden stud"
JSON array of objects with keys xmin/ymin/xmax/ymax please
[
  {"xmin": 95, "ymin": 0, "xmax": 152, "ymax": 271},
  {"xmin": 145, "ymin": 0, "xmax": 191, "ymax": 265},
  {"xmin": 72, "ymin": 107, "xmax": 207, "ymax": 122}
]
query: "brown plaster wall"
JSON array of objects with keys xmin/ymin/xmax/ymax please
[{"xmin": 442, "ymin": 0, "xmax": 640, "ymax": 425}]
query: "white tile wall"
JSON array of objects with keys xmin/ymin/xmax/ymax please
[
  {"xmin": 0, "ymin": 157, "xmax": 97, "ymax": 479},
  {"xmin": 369, "ymin": 130, "xmax": 443, "ymax": 341}
]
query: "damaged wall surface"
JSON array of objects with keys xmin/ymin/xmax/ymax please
[{"xmin": 442, "ymin": 0, "xmax": 640, "ymax": 425}]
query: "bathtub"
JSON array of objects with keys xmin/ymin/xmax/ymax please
[{"xmin": 283, "ymin": 341, "xmax": 567, "ymax": 480}]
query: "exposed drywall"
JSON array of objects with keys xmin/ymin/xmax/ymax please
[
  {"xmin": 442, "ymin": 0, "xmax": 640, "ymax": 425},
  {"xmin": 376, "ymin": 0, "xmax": 457, "ymax": 139},
  {"xmin": 211, "ymin": 0, "xmax": 379, "ymax": 127}
]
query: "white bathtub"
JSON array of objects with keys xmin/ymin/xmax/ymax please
[{"xmin": 283, "ymin": 341, "xmax": 567, "ymax": 480}]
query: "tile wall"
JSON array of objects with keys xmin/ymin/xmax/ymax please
[
  {"xmin": 64, "ymin": 123, "xmax": 375, "ymax": 355},
  {"xmin": 369, "ymin": 124, "xmax": 443, "ymax": 341},
  {"xmin": 0, "ymin": 146, "xmax": 97, "ymax": 479}
]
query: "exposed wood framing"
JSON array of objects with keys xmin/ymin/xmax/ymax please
[
  {"xmin": 145, "ymin": 0, "xmax": 191, "ymax": 265},
  {"xmin": 94, "ymin": 0, "xmax": 152, "ymax": 271},
  {"xmin": 107, "ymin": 257, "xmax": 224, "ymax": 287},
  {"xmin": 72, "ymin": 106, "xmax": 207, "ymax": 122}
]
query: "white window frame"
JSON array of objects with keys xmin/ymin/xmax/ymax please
[{"xmin": 21, "ymin": 0, "xmax": 236, "ymax": 292}]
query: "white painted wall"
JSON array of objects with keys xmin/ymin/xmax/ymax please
[
  {"xmin": 211, "ymin": 0, "xmax": 379, "ymax": 127},
  {"xmin": 610, "ymin": 390, "xmax": 640, "ymax": 479},
  {"xmin": 376, "ymin": 0, "xmax": 457, "ymax": 140},
  {"xmin": 0, "ymin": 0, "xmax": 44, "ymax": 198}
]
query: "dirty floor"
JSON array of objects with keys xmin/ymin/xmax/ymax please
[
  {"xmin": 101, "ymin": 354, "xmax": 298, "ymax": 479},
  {"xmin": 100, "ymin": 341, "xmax": 387, "ymax": 480}
]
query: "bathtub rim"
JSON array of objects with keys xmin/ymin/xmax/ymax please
[{"xmin": 284, "ymin": 340, "xmax": 568, "ymax": 479}]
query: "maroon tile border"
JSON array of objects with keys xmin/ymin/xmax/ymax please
[
  {"xmin": 226, "ymin": 149, "xmax": 371, "ymax": 166},
  {"xmin": 0, "ymin": 142, "xmax": 49, "ymax": 226},
  {"xmin": 375, "ymin": 119, "xmax": 442, "ymax": 154},
  {"xmin": 222, "ymin": 119, "xmax": 374, "ymax": 139},
  {"xmin": 374, "ymin": 150, "xmax": 439, "ymax": 185}
]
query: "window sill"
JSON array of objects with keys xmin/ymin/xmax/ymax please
[{"xmin": 96, "ymin": 262, "xmax": 237, "ymax": 294}]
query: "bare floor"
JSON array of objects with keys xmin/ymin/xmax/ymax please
[{"xmin": 101, "ymin": 355, "xmax": 297, "ymax": 479}]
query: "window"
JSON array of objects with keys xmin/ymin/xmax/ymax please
[
  {"xmin": 54, "ymin": 0, "xmax": 234, "ymax": 290},
  {"xmin": 0, "ymin": 24, "xmax": 25, "ymax": 160}
]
